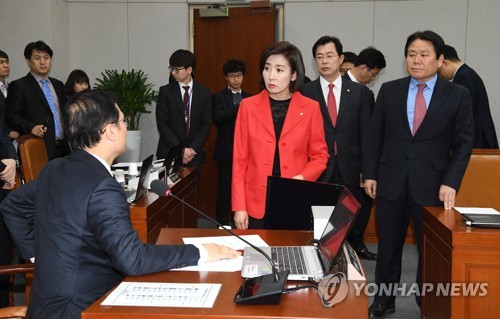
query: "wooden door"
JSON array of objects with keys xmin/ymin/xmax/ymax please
[{"xmin": 193, "ymin": 5, "xmax": 276, "ymax": 220}]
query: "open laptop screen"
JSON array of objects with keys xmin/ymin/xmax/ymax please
[{"xmin": 318, "ymin": 188, "xmax": 361, "ymax": 267}]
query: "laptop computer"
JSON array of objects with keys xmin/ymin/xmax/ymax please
[
  {"xmin": 124, "ymin": 154, "xmax": 154, "ymax": 204},
  {"xmin": 462, "ymin": 213, "xmax": 500, "ymax": 228},
  {"xmin": 241, "ymin": 187, "xmax": 361, "ymax": 281},
  {"xmin": 265, "ymin": 176, "xmax": 344, "ymax": 230}
]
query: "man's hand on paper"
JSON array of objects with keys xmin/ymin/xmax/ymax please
[{"xmin": 203, "ymin": 243, "xmax": 241, "ymax": 263}]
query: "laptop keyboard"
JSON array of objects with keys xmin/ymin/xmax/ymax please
[{"xmin": 271, "ymin": 247, "xmax": 307, "ymax": 274}]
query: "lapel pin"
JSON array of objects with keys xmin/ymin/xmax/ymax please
[
  {"xmin": 300, "ymin": 112, "xmax": 304, "ymax": 116},
  {"xmin": 347, "ymin": 89, "xmax": 350, "ymax": 92}
]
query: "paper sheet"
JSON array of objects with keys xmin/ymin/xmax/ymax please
[
  {"xmin": 101, "ymin": 282, "xmax": 221, "ymax": 308},
  {"xmin": 173, "ymin": 235, "xmax": 268, "ymax": 272},
  {"xmin": 454, "ymin": 207, "xmax": 500, "ymax": 215}
]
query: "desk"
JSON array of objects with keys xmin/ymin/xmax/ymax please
[
  {"xmin": 422, "ymin": 206, "xmax": 500, "ymax": 319},
  {"xmin": 82, "ymin": 228, "xmax": 368, "ymax": 319},
  {"xmin": 129, "ymin": 167, "xmax": 198, "ymax": 243}
]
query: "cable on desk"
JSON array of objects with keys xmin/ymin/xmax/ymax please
[{"xmin": 282, "ymin": 284, "xmax": 318, "ymax": 294}]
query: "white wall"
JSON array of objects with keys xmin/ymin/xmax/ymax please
[{"xmin": 1, "ymin": 0, "xmax": 499, "ymax": 159}]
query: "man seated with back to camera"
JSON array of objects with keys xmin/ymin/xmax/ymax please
[{"xmin": 0, "ymin": 90, "xmax": 240, "ymax": 319}]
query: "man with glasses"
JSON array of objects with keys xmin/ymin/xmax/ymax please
[
  {"xmin": 212, "ymin": 59, "xmax": 251, "ymax": 225},
  {"xmin": 0, "ymin": 90, "xmax": 239, "ymax": 318},
  {"xmin": 156, "ymin": 49, "xmax": 212, "ymax": 167},
  {"xmin": 345, "ymin": 47, "xmax": 386, "ymax": 87},
  {"xmin": 301, "ymin": 35, "xmax": 376, "ymax": 260}
]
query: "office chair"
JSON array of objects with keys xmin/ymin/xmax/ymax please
[
  {"xmin": 17, "ymin": 135, "xmax": 49, "ymax": 183},
  {"xmin": 0, "ymin": 262, "xmax": 34, "ymax": 319}
]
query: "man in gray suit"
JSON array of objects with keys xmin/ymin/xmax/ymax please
[
  {"xmin": 0, "ymin": 90, "xmax": 239, "ymax": 319},
  {"xmin": 364, "ymin": 31, "xmax": 474, "ymax": 318}
]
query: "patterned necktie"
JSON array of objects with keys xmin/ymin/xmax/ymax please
[
  {"xmin": 328, "ymin": 83, "xmax": 338, "ymax": 155},
  {"xmin": 413, "ymin": 83, "xmax": 427, "ymax": 135},
  {"xmin": 41, "ymin": 79, "xmax": 61, "ymax": 139},
  {"xmin": 0, "ymin": 82, "xmax": 7, "ymax": 98},
  {"xmin": 233, "ymin": 92, "xmax": 242, "ymax": 106},
  {"xmin": 183, "ymin": 85, "xmax": 190, "ymax": 137}
]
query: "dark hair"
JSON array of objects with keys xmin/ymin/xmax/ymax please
[
  {"xmin": 64, "ymin": 90, "xmax": 119, "ymax": 150},
  {"xmin": 169, "ymin": 49, "xmax": 196, "ymax": 71},
  {"xmin": 404, "ymin": 30, "xmax": 444, "ymax": 59},
  {"xmin": 312, "ymin": 36, "xmax": 343, "ymax": 57},
  {"xmin": 24, "ymin": 41, "xmax": 53, "ymax": 59},
  {"xmin": 355, "ymin": 47, "xmax": 386, "ymax": 69},
  {"xmin": 223, "ymin": 59, "xmax": 246, "ymax": 76},
  {"xmin": 64, "ymin": 69, "xmax": 91, "ymax": 96},
  {"xmin": 0, "ymin": 50, "xmax": 8, "ymax": 60},
  {"xmin": 259, "ymin": 41, "xmax": 305, "ymax": 93},
  {"xmin": 443, "ymin": 44, "xmax": 461, "ymax": 62},
  {"xmin": 342, "ymin": 51, "xmax": 357, "ymax": 64}
]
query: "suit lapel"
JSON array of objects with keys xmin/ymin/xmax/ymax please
[
  {"xmin": 169, "ymin": 83, "xmax": 185, "ymax": 118},
  {"xmin": 420, "ymin": 77, "xmax": 450, "ymax": 131},
  {"xmin": 250, "ymin": 91, "xmax": 275, "ymax": 137},
  {"xmin": 396, "ymin": 77, "xmax": 412, "ymax": 136},
  {"xmin": 281, "ymin": 93, "xmax": 307, "ymax": 138},
  {"xmin": 337, "ymin": 79, "xmax": 351, "ymax": 125},
  {"xmin": 26, "ymin": 73, "xmax": 51, "ymax": 113}
]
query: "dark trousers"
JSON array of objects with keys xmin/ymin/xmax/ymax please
[
  {"xmin": 329, "ymin": 159, "xmax": 372, "ymax": 251},
  {"xmin": 373, "ymin": 179, "xmax": 423, "ymax": 307},
  {"xmin": 215, "ymin": 160, "xmax": 232, "ymax": 225},
  {"xmin": 0, "ymin": 205, "xmax": 12, "ymax": 307}
]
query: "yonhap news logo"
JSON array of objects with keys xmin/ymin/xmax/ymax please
[
  {"xmin": 317, "ymin": 277, "xmax": 488, "ymax": 307},
  {"xmin": 318, "ymin": 272, "xmax": 349, "ymax": 307}
]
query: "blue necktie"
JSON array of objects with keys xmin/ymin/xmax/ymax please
[{"xmin": 41, "ymin": 79, "xmax": 61, "ymax": 138}]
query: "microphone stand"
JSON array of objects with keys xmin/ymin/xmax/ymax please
[{"xmin": 152, "ymin": 181, "xmax": 289, "ymax": 305}]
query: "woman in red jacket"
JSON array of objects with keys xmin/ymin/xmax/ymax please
[{"xmin": 232, "ymin": 41, "xmax": 329, "ymax": 229}]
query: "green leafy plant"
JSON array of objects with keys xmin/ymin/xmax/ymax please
[{"xmin": 94, "ymin": 69, "xmax": 158, "ymax": 130}]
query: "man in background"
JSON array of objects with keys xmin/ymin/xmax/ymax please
[
  {"xmin": 301, "ymin": 36, "xmax": 375, "ymax": 260},
  {"xmin": 6, "ymin": 41, "xmax": 68, "ymax": 159},
  {"xmin": 345, "ymin": 47, "xmax": 386, "ymax": 87},
  {"xmin": 364, "ymin": 31, "xmax": 473, "ymax": 318},
  {"xmin": 0, "ymin": 90, "xmax": 239, "ymax": 318},
  {"xmin": 339, "ymin": 51, "xmax": 357, "ymax": 76},
  {"xmin": 212, "ymin": 59, "xmax": 251, "ymax": 225},
  {"xmin": 0, "ymin": 50, "xmax": 18, "ymax": 309},
  {"xmin": 438, "ymin": 44, "xmax": 498, "ymax": 148},
  {"xmin": 156, "ymin": 49, "xmax": 212, "ymax": 167},
  {"xmin": 0, "ymin": 50, "xmax": 19, "ymax": 141}
]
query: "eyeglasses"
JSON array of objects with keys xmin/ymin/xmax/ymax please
[
  {"xmin": 168, "ymin": 66, "xmax": 186, "ymax": 73},
  {"xmin": 315, "ymin": 54, "xmax": 339, "ymax": 62},
  {"xmin": 115, "ymin": 116, "xmax": 130, "ymax": 128},
  {"xmin": 368, "ymin": 68, "xmax": 379, "ymax": 78},
  {"xmin": 227, "ymin": 73, "xmax": 243, "ymax": 79}
]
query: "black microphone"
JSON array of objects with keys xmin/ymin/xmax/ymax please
[{"xmin": 150, "ymin": 179, "xmax": 289, "ymax": 305}]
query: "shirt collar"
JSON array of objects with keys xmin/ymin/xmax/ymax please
[
  {"xmin": 410, "ymin": 73, "xmax": 438, "ymax": 90},
  {"xmin": 346, "ymin": 70, "xmax": 358, "ymax": 83},
  {"xmin": 178, "ymin": 79, "xmax": 193, "ymax": 91},
  {"xmin": 31, "ymin": 71, "xmax": 49, "ymax": 82},
  {"xmin": 88, "ymin": 152, "xmax": 112, "ymax": 176},
  {"xmin": 319, "ymin": 74, "xmax": 342, "ymax": 90}
]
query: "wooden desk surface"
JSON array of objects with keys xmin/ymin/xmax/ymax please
[{"xmin": 82, "ymin": 228, "xmax": 367, "ymax": 319}]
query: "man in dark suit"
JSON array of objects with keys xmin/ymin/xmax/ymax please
[
  {"xmin": 0, "ymin": 49, "xmax": 19, "ymax": 308},
  {"xmin": 363, "ymin": 31, "xmax": 474, "ymax": 318},
  {"xmin": 438, "ymin": 44, "xmax": 498, "ymax": 148},
  {"xmin": 301, "ymin": 36, "xmax": 376, "ymax": 260},
  {"xmin": 0, "ymin": 50, "xmax": 19, "ymax": 140},
  {"xmin": 156, "ymin": 49, "xmax": 212, "ymax": 167},
  {"xmin": 212, "ymin": 59, "xmax": 251, "ymax": 225},
  {"xmin": 0, "ymin": 90, "xmax": 239, "ymax": 319},
  {"xmin": 6, "ymin": 41, "xmax": 68, "ymax": 160}
]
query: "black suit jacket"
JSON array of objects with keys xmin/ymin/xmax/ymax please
[
  {"xmin": 212, "ymin": 88, "xmax": 251, "ymax": 161},
  {"xmin": 0, "ymin": 93, "xmax": 11, "ymax": 136},
  {"xmin": 301, "ymin": 77, "xmax": 372, "ymax": 185},
  {"xmin": 155, "ymin": 81, "xmax": 212, "ymax": 167},
  {"xmin": 363, "ymin": 76, "xmax": 474, "ymax": 205},
  {"xmin": 6, "ymin": 72, "xmax": 67, "ymax": 159},
  {"xmin": 453, "ymin": 64, "xmax": 498, "ymax": 148},
  {"xmin": 0, "ymin": 150, "xmax": 200, "ymax": 319}
]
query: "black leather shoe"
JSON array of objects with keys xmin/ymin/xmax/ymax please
[
  {"xmin": 355, "ymin": 246, "xmax": 377, "ymax": 260},
  {"xmin": 369, "ymin": 302, "xmax": 395, "ymax": 318}
]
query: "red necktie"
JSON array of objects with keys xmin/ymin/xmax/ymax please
[
  {"xmin": 183, "ymin": 85, "xmax": 190, "ymax": 137},
  {"xmin": 328, "ymin": 84, "xmax": 338, "ymax": 155},
  {"xmin": 413, "ymin": 83, "xmax": 427, "ymax": 135}
]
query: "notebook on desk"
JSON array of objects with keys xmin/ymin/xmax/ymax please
[
  {"xmin": 124, "ymin": 154, "xmax": 153, "ymax": 204},
  {"xmin": 241, "ymin": 187, "xmax": 361, "ymax": 281},
  {"xmin": 462, "ymin": 213, "xmax": 500, "ymax": 228}
]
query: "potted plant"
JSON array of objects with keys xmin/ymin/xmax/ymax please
[{"xmin": 94, "ymin": 69, "xmax": 158, "ymax": 162}]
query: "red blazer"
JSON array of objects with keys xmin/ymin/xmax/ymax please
[{"xmin": 232, "ymin": 90, "xmax": 329, "ymax": 219}]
